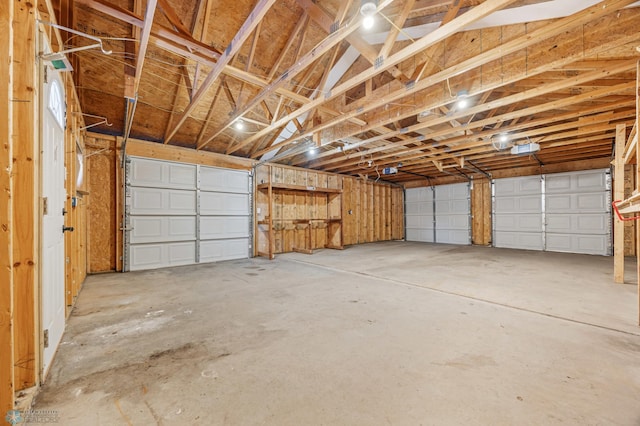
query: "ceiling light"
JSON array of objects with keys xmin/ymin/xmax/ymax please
[
  {"xmin": 456, "ymin": 90, "xmax": 469, "ymax": 109},
  {"xmin": 309, "ymin": 147, "xmax": 317, "ymax": 154},
  {"xmin": 234, "ymin": 119, "xmax": 244, "ymax": 131},
  {"xmin": 360, "ymin": 0, "xmax": 377, "ymax": 30},
  {"xmin": 360, "ymin": 0, "xmax": 378, "ymax": 16},
  {"xmin": 362, "ymin": 15, "xmax": 375, "ymax": 30}
]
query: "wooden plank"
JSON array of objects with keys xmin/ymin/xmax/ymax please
[
  {"xmin": 120, "ymin": 136, "xmax": 254, "ymax": 170},
  {"xmin": 13, "ymin": 0, "xmax": 37, "ymax": 390},
  {"xmin": 614, "ymin": 124, "xmax": 626, "ymax": 283},
  {"xmin": 114, "ymin": 138, "xmax": 123, "ymax": 271},
  {"xmin": 256, "ymin": 182, "xmax": 342, "ymax": 193},
  {"xmin": 0, "ymin": 0, "xmax": 14, "ymax": 413}
]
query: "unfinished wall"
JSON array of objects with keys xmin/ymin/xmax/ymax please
[
  {"xmin": 0, "ymin": 0, "xmax": 90, "ymax": 411},
  {"xmin": 471, "ymin": 178, "xmax": 492, "ymax": 246},
  {"xmin": 255, "ymin": 164, "xmax": 403, "ymax": 255},
  {"xmin": 85, "ymin": 135, "xmax": 119, "ymax": 273}
]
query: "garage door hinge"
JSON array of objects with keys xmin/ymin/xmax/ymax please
[
  {"xmin": 43, "ymin": 197, "xmax": 48, "ymax": 215},
  {"xmin": 43, "ymin": 329, "xmax": 49, "ymax": 348}
]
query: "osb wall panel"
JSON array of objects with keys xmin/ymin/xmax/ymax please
[
  {"xmin": 471, "ymin": 178, "xmax": 492, "ymax": 246},
  {"xmin": 85, "ymin": 135, "xmax": 118, "ymax": 273}
]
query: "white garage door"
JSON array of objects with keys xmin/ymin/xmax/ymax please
[
  {"xmin": 435, "ymin": 183, "xmax": 471, "ymax": 245},
  {"xmin": 494, "ymin": 175, "xmax": 543, "ymax": 250},
  {"xmin": 493, "ymin": 170, "xmax": 611, "ymax": 255},
  {"xmin": 405, "ymin": 186, "xmax": 434, "ymax": 242},
  {"xmin": 545, "ymin": 170, "xmax": 611, "ymax": 255},
  {"xmin": 126, "ymin": 157, "xmax": 250, "ymax": 271}
]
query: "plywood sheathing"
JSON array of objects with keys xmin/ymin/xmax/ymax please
[{"xmin": 86, "ymin": 136, "xmax": 118, "ymax": 273}]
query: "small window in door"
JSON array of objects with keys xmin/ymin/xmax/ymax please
[{"xmin": 48, "ymin": 79, "xmax": 65, "ymax": 129}]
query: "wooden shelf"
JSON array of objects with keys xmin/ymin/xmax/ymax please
[
  {"xmin": 257, "ymin": 182, "xmax": 342, "ymax": 193},
  {"xmin": 256, "ymin": 165, "xmax": 343, "ymax": 260}
]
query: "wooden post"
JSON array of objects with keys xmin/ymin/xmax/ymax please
[
  {"xmin": 636, "ymin": 60, "xmax": 640, "ymax": 326},
  {"xmin": 0, "ymin": 0, "xmax": 15, "ymax": 413},
  {"xmin": 614, "ymin": 124, "xmax": 626, "ymax": 283},
  {"xmin": 12, "ymin": 0, "xmax": 38, "ymax": 390}
]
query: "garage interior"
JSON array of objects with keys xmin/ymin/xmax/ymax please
[{"xmin": 2, "ymin": 0, "xmax": 640, "ymax": 423}]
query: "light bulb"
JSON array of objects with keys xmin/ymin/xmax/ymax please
[
  {"xmin": 457, "ymin": 97, "xmax": 469, "ymax": 109},
  {"xmin": 362, "ymin": 15, "xmax": 375, "ymax": 30},
  {"xmin": 234, "ymin": 119, "xmax": 244, "ymax": 130},
  {"xmin": 309, "ymin": 147, "xmax": 317, "ymax": 154}
]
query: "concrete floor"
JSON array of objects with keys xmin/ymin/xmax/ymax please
[{"xmin": 34, "ymin": 242, "xmax": 640, "ymax": 425}]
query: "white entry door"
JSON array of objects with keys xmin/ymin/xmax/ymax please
[{"xmin": 41, "ymin": 63, "xmax": 67, "ymax": 377}]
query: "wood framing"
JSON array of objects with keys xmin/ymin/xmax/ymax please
[
  {"xmin": 1, "ymin": 0, "xmax": 15, "ymax": 414},
  {"xmin": 614, "ymin": 124, "xmax": 626, "ymax": 283},
  {"xmin": 13, "ymin": 0, "xmax": 38, "ymax": 391}
]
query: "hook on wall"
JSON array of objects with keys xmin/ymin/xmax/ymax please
[
  {"xmin": 37, "ymin": 20, "xmax": 113, "ymax": 70},
  {"xmin": 76, "ymin": 113, "xmax": 113, "ymax": 131}
]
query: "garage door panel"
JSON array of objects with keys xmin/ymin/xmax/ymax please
[
  {"xmin": 546, "ymin": 169, "xmax": 606, "ymax": 194},
  {"xmin": 406, "ymin": 229, "xmax": 434, "ymax": 242},
  {"xmin": 405, "ymin": 202, "xmax": 432, "ymax": 216},
  {"xmin": 546, "ymin": 214, "xmax": 609, "ymax": 235},
  {"xmin": 435, "ymin": 229, "xmax": 469, "ymax": 245},
  {"xmin": 494, "ymin": 231, "xmax": 543, "ymax": 250},
  {"xmin": 130, "ymin": 158, "xmax": 196, "ymax": 189},
  {"xmin": 435, "ymin": 214, "xmax": 468, "ymax": 230},
  {"xmin": 130, "ymin": 216, "xmax": 196, "ymax": 243},
  {"xmin": 406, "ymin": 215, "xmax": 433, "ymax": 228},
  {"xmin": 200, "ymin": 216, "xmax": 249, "ymax": 240},
  {"xmin": 131, "ymin": 187, "xmax": 196, "ymax": 215},
  {"xmin": 545, "ymin": 234, "xmax": 608, "ymax": 255},
  {"xmin": 494, "ymin": 176, "xmax": 541, "ymax": 195},
  {"xmin": 435, "ymin": 199, "xmax": 468, "ymax": 214},
  {"xmin": 435, "ymin": 183, "xmax": 467, "ymax": 200},
  {"xmin": 406, "ymin": 187, "xmax": 433, "ymax": 202},
  {"xmin": 201, "ymin": 192, "xmax": 249, "ymax": 215},
  {"xmin": 200, "ymin": 239, "xmax": 248, "ymax": 262},
  {"xmin": 200, "ymin": 167, "xmax": 249, "ymax": 193},
  {"xmin": 129, "ymin": 242, "xmax": 196, "ymax": 271},
  {"xmin": 495, "ymin": 214, "xmax": 541, "ymax": 232},
  {"xmin": 546, "ymin": 193, "xmax": 607, "ymax": 213},
  {"xmin": 495, "ymin": 195, "xmax": 541, "ymax": 213}
]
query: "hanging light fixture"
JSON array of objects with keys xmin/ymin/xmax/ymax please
[{"xmin": 360, "ymin": 0, "xmax": 378, "ymax": 30}]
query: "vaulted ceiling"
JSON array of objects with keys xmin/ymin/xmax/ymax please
[{"xmin": 48, "ymin": 0, "xmax": 640, "ymax": 182}]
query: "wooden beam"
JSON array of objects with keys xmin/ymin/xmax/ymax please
[
  {"xmin": 203, "ymin": 0, "xmax": 396, "ymax": 151},
  {"xmin": 13, "ymin": 0, "xmax": 37, "ymax": 390},
  {"xmin": 129, "ymin": 0, "xmax": 157, "ymax": 99},
  {"xmin": 121, "ymin": 136, "xmax": 255, "ymax": 170},
  {"xmin": 164, "ymin": 0, "xmax": 277, "ymax": 144},
  {"xmin": 279, "ymin": 0, "xmax": 640, "ymax": 163},
  {"xmin": 75, "ymin": 0, "xmax": 222, "ymax": 59},
  {"xmin": 0, "ymin": 0, "xmax": 14, "ymax": 414},
  {"xmin": 378, "ymin": 0, "xmax": 416, "ymax": 60},
  {"xmin": 236, "ymin": 0, "xmax": 521, "ymax": 157}
]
